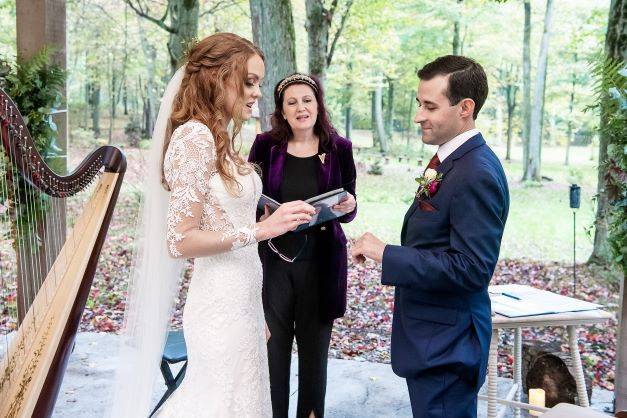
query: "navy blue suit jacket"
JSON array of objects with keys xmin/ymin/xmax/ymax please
[{"xmin": 381, "ymin": 133, "xmax": 509, "ymax": 389}]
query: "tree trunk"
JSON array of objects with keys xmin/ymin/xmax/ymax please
[
  {"xmin": 385, "ymin": 77, "xmax": 394, "ymax": 138},
  {"xmin": 521, "ymin": 0, "xmax": 532, "ymax": 179},
  {"xmin": 406, "ymin": 91, "xmax": 414, "ymax": 149},
  {"xmin": 305, "ymin": 0, "xmax": 330, "ymax": 81},
  {"xmin": 565, "ymin": 62, "xmax": 576, "ymax": 166},
  {"xmin": 138, "ymin": 18, "xmax": 157, "ymax": 137},
  {"xmin": 89, "ymin": 81, "xmax": 101, "ymax": 138},
  {"xmin": 344, "ymin": 62, "xmax": 353, "ymax": 140},
  {"xmin": 344, "ymin": 106, "xmax": 352, "ymax": 140},
  {"xmin": 83, "ymin": 79, "xmax": 89, "ymax": 128},
  {"xmin": 506, "ymin": 99, "xmax": 514, "ymax": 161},
  {"xmin": 123, "ymin": 4, "xmax": 129, "ymax": 116},
  {"xmin": 167, "ymin": 0, "xmax": 199, "ymax": 75},
  {"xmin": 606, "ymin": 1, "xmax": 626, "ymax": 408},
  {"xmin": 108, "ymin": 70, "xmax": 117, "ymax": 144},
  {"xmin": 452, "ymin": 0, "xmax": 463, "ymax": 54},
  {"xmin": 524, "ymin": 0, "xmax": 553, "ymax": 182},
  {"xmin": 374, "ymin": 79, "xmax": 387, "ymax": 153},
  {"xmin": 371, "ymin": 91, "xmax": 379, "ymax": 149},
  {"xmin": 305, "ymin": 0, "xmax": 353, "ymax": 82},
  {"xmin": 496, "ymin": 97, "xmax": 503, "ymax": 146},
  {"xmin": 250, "ymin": 0, "xmax": 297, "ymax": 131}
]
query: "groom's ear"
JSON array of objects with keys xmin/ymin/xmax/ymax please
[{"xmin": 459, "ymin": 98, "xmax": 476, "ymax": 119}]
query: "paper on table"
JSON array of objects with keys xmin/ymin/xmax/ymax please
[{"xmin": 489, "ymin": 284, "xmax": 601, "ymax": 318}]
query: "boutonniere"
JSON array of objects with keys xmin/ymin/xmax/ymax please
[
  {"xmin": 415, "ymin": 168, "xmax": 443, "ymax": 199},
  {"xmin": 319, "ymin": 153, "xmax": 326, "ymax": 164}
]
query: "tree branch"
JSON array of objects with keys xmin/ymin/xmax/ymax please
[
  {"xmin": 199, "ymin": 0, "xmax": 241, "ymax": 18},
  {"xmin": 326, "ymin": 0, "xmax": 353, "ymax": 67},
  {"xmin": 328, "ymin": 0, "xmax": 339, "ymax": 19},
  {"xmin": 123, "ymin": 0, "xmax": 175, "ymax": 34}
]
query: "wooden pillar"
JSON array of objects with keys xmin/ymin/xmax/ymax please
[
  {"xmin": 15, "ymin": 1, "xmax": 67, "ymax": 319},
  {"xmin": 16, "ymin": 0, "xmax": 68, "ymax": 174}
]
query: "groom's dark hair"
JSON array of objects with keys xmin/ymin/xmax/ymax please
[{"xmin": 417, "ymin": 55, "xmax": 488, "ymax": 119}]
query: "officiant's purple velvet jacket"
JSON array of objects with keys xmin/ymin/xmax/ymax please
[{"xmin": 248, "ymin": 132, "xmax": 357, "ymax": 321}]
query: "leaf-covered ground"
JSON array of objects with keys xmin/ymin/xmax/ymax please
[
  {"xmin": 1, "ymin": 148, "xmax": 619, "ymax": 392},
  {"xmin": 76, "ymin": 175, "xmax": 620, "ymax": 391}
]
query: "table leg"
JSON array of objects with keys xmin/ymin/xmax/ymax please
[
  {"xmin": 567, "ymin": 325, "xmax": 590, "ymax": 407},
  {"xmin": 488, "ymin": 330, "xmax": 500, "ymax": 418},
  {"xmin": 513, "ymin": 328, "xmax": 522, "ymax": 418}
]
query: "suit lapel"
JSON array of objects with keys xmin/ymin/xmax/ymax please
[
  {"xmin": 401, "ymin": 199, "xmax": 419, "ymax": 244},
  {"xmin": 400, "ymin": 134, "xmax": 486, "ymax": 244},
  {"xmin": 317, "ymin": 144, "xmax": 332, "ymax": 194}
]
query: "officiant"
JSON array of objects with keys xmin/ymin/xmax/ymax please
[{"xmin": 248, "ymin": 73, "xmax": 357, "ymax": 418}]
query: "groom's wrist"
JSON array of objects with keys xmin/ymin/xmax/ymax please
[{"xmin": 381, "ymin": 245, "xmax": 399, "ymax": 285}]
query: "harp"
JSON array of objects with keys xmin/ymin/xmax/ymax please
[{"xmin": 0, "ymin": 87, "xmax": 126, "ymax": 417}]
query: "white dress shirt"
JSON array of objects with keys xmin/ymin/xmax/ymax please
[{"xmin": 437, "ymin": 128, "xmax": 480, "ymax": 163}]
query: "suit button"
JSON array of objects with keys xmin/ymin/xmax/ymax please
[{"xmin": 321, "ymin": 226, "xmax": 326, "ymax": 231}]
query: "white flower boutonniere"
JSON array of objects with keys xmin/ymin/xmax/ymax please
[{"xmin": 415, "ymin": 169, "xmax": 443, "ymax": 199}]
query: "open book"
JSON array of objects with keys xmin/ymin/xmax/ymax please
[
  {"xmin": 489, "ymin": 284, "xmax": 601, "ymax": 318},
  {"xmin": 257, "ymin": 188, "xmax": 348, "ymax": 232}
]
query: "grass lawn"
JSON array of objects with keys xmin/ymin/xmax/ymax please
[
  {"xmin": 82, "ymin": 121, "xmax": 601, "ymax": 262},
  {"xmin": 343, "ymin": 136, "xmax": 599, "ymax": 262}
]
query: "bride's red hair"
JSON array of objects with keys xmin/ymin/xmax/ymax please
[{"xmin": 162, "ymin": 33, "xmax": 264, "ymax": 194}]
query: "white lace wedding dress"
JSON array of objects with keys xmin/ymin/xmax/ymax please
[{"xmin": 155, "ymin": 120, "xmax": 271, "ymax": 417}]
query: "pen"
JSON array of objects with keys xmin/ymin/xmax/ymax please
[{"xmin": 489, "ymin": 291, "xmax": 521, "ymax": 301}]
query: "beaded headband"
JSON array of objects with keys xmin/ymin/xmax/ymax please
[{"xmin": 276, "ymin": 74, "xmax": 319, "ymax": 96}]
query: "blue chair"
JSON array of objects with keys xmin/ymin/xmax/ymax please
[{"xmin": 149, "ymin": 330, "xmax": 188, "ymax": 417}]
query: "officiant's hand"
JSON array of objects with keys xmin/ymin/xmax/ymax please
[
  {"xmin": 332, "ymin": 192, "xmax": 356, "ymax": 214},
  {"xmin": 259, "ymin": 205, "xmax": 271, "ymax": 222},
  {"xmin": 351, "ymin": 232, "xmax": 386, "ymax": 264}
]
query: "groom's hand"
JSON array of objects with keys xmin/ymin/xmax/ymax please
[{"xmin": 352, "ymin": 232, "xmax": 386, "ymax": 264}]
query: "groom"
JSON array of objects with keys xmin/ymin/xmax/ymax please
[{"xmin": 352, "ymin": 55, "xmax": 509, "ymax": 418}]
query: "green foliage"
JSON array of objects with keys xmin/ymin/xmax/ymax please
[
  {"xmin": 588, "ymin": 54, "xmax": 627, "ymax": 271},
  {"xmin": 0, "ymin": 48, "xmax": 66, "ymax": 244},
  {"xmin": 0, "ymin": 47, "xmax": 66, "ymax": 157},
  {"xmin": 367, "ymin": 158, "xmax": 383, "ymax": 175}
]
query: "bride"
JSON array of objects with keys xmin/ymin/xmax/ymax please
[{"xmin": 109, "ymin": 33, "xmax": 315, "ymax": 417}]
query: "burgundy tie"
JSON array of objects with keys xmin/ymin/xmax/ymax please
[
  {"xmin": 425, "ymin": 153, "xmax": 440, "ymax": 172},
  {"xmin": 417, "ymin": 153, "xmax": 441, "ymax": 211}
]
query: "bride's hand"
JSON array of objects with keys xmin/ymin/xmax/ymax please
[
  {"xmin": 265, "ymin": 322, "xmax": 271, "ymax": 343},
  {"xmin": 256, "ymin": 200, "xmax": 316, "ymax": 241}
]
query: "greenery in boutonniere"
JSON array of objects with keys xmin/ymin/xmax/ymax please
[{"xmin": 415, "ymin": 168, "xmax": 443, "ymax": 199}]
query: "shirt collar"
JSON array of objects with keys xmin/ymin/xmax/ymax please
[{"xmin": 437, "ymin": 128, "xmax": 480, "ymax": 163}]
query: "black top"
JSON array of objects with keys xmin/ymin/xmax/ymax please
[{"xmin": 272, "ymin": 153, "xmax": 320, "ymax": 260}]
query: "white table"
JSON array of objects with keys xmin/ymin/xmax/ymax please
[{"xmin": 480, "ymin": 292, "xmax": 612, "ymax": 418}]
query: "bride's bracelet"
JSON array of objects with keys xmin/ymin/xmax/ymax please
[{"xmin": 229, "ymin": 224, "xmax": 259, "ymax": 250}]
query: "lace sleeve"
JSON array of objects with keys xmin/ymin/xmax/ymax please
[{"xmin": 164, "ymin": 123, "xmax": 257, "ymax": 258}]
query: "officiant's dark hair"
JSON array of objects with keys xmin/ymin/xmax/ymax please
[
  {"xmin": 417, "ymin": 55, "xmax": 488, "ymax": 119},
  {"xmin": 268, "ymin": 73, "xmax": 336, "ymax": 152}
]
